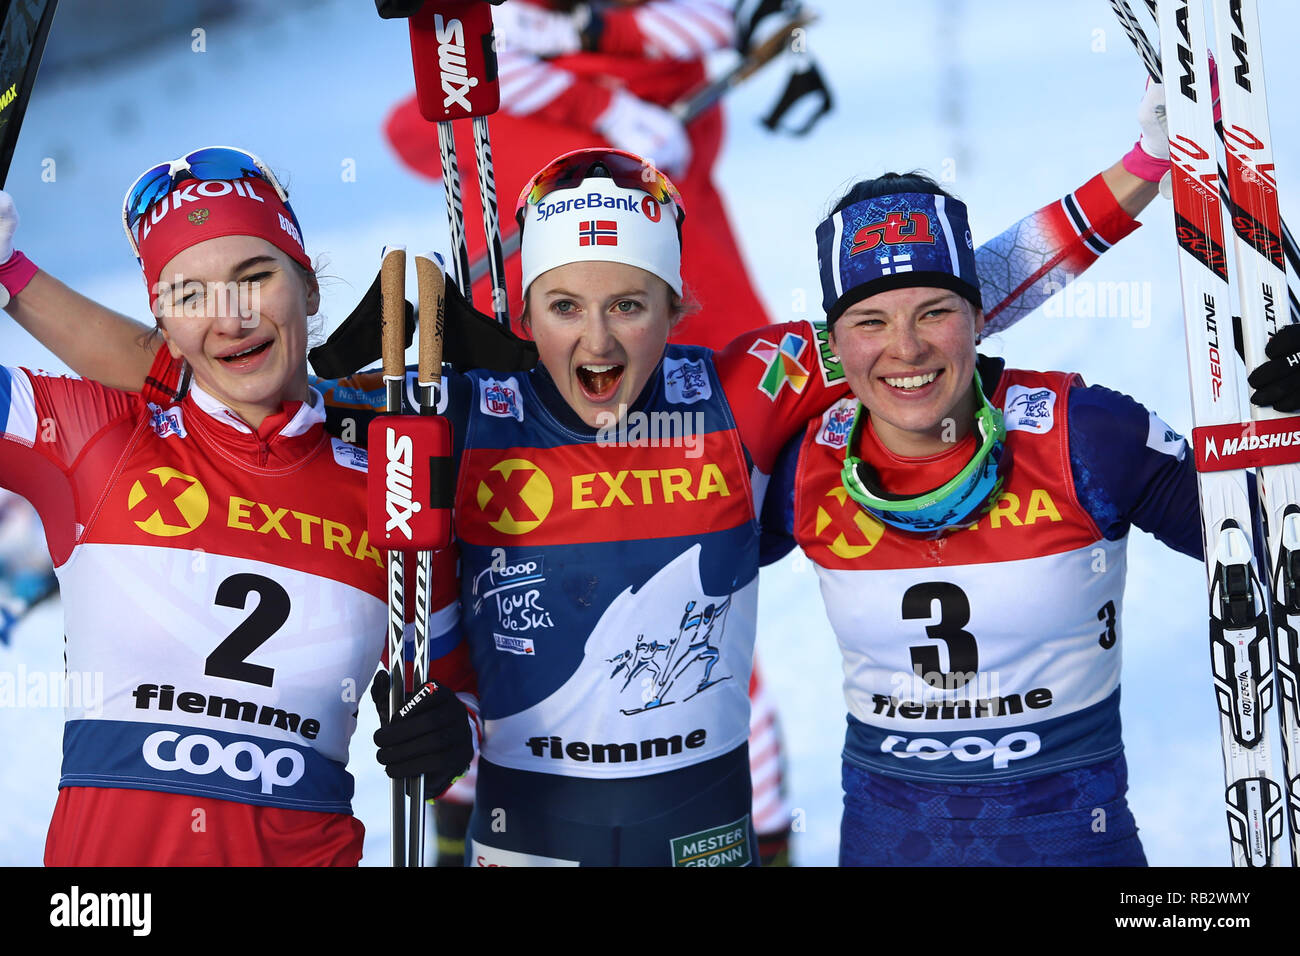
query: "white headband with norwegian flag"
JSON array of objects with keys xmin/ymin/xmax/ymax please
[{"xmin": 519, "ymin": 176, "xmax": 683, "ymax": 297}]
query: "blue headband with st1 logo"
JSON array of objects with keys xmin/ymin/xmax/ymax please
[{"xmin": 815, "ymin": 191, "xmax": 982, "ymax": 324}]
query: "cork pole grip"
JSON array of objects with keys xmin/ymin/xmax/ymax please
[
  {"xmin": 414, "ymin": 255, "xmax": 445, "ymax": 386},
  {"xmin": 381, "ymin": 246, "xmax": 407, "ymax": 378}
]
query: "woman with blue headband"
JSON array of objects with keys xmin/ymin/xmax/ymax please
[{"xmin": 762, "ymin": 170, "xmax": 1226, "ymax": 866}]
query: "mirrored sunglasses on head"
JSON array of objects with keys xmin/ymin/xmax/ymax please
[
  {"xmin": 121, "ymin": 146, "xmax": 300, "ymax": 258},
  {"xmin": 514, "ymin": 147, "xmax": 685, "ymax": 229}
]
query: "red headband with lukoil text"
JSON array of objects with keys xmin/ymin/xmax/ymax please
[{"xmin": 133, "ymin": 177, "xmax": 311, "ymax": 310}]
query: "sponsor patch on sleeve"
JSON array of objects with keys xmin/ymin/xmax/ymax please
[
  {"xmin": 331, "ymin": 437, "xmax": 368, "ymax": 473},
  {"xmin": 663, "ymin": 356, "xmax": 711, "ymax": 404},
  {"xmin": 1145, "ymin": 411, "xmax": 1187, "ymax": 460},
  {"xmin": 815, "ymin": 398, "xmax": 857, "ymax": 449},
  {"xmin": 813, "ymin": 322, "xmax": 845, "ymax": 385},
  {"xmin": 147, "ymin": 402, "xmax": 186, "ymax": 439},
  {"xmin": 493, "ymin": 633, "xmax": 536, "ymax": 656},
  {"xmin": 480, "ymin": 377, "xmax": 524, "ymax": 421},
  {"xmin": 1003, "ymin": 385, "xmax": 1057, "ymax": 434}
]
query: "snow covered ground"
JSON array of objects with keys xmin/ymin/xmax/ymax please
[{"xmin": 0, "ymin": 0, "xmax": 1297, "ymax": 866}]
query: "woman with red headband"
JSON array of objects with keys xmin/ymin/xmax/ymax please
[
  {"xmin": 0, "ymin": 148, "xmax": 469, "ymax": 865},
  {"xmin": 2, "ymin": 137, "xmax": 1158, "ymax": 864}
]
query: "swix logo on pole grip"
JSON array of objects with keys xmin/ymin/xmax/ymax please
[
  {"xmin": 409, "ymin": 1, "xmax": 500, "ymax": 120},
  {"xmin": 385, "ymin": 429, "xmax": 419, "ymax": 536},
  {"xmin": 1192, "ymin": 416, "xmax": 1300, "ymax": 473},
  {"xmin": 368, "ymin": 416, "xmax": 453, "ymax": 550}
]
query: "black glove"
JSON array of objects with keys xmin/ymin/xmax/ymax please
[
  {"xmin": 308, "ymin": 265, "xmax": 415, "ymax": 379},
  {"xmin": 372, "ymin": 672, "xmax": 475, "ymax": 798},
  {"xmin": 1247, "ymin": 322, "xmax": 1300, "ymax": 412}
]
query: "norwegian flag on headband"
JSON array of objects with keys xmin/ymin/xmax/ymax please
[{"xmin": 578, "ymin": 220, "xmax": 618, "ymax": 247}]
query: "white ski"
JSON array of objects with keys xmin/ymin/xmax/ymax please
[
  {"xmin": 1208, "ymin": 0, "xmax": 1300, "ymax": 865},
  {"xmin": 1156, "ymin": 0, "xmax": 1284, "ymax": 867}
]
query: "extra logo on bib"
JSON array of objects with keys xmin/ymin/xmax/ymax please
[{"xmin": 1004, "ymin": 385, "xmax": 1057, "ymax": 434}]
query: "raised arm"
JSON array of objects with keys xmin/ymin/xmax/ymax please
[
  {"xmin": 0, "ymin": 191, "xmax": 158, "ymax": 392},
  {"xmin": 978, "ymin": 81, "xmax": 1168, "ymax": 336}
]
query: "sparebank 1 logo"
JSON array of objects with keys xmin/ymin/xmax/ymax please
[
  {"xmin": 475, "ymin": 459, "xmax": 554, "ymax": 534},
  {"xmin": 815, "ymin": 485, "xmax": 884, "ymax": 559},
  {"xmin": 127, "ymin": 467, "xmax": 209, "ymax": 537}
]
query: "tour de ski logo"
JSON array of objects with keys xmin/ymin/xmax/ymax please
[
  {"xmin": 475, "ymin": 458, "xmax": 554, "ymax": 534},
  {"xmin": 816, "ymin": 485, "xmax": 884, "ymax": 559},
  {"xmin": 1004, "ymin": 385, "xmax": 1057, "ymax": 434},
  {"xmin": 747, "ymin": 331, "xmax": 810, "ymax": 399},
  {"xmin": 606, "ymin": 597, "xmax": 733, "ymax": 715},
  {"xmin": 472, "ymin": 549, "xmax": 555, "ymax": 655},
  {"xmin": 127, "ymin": 466, "xmax": 209, "ymax": 537}
]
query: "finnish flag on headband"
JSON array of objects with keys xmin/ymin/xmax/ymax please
[{"xmin": 815, "ymin": 192, "xmax": 982, "ymax": 323}]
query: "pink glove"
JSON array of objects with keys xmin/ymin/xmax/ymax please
[{"xmin": 0, "ymin": 191, "xmax": 36, "ymax": 309}]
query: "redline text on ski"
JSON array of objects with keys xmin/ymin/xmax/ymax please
[
  {"xmin": 1119, "ymin": 892, "xmax": 1250, "ymax": 907},
  {"xmin": 49, "ymin": 886, "xmax": 151, "ymax": 936}
]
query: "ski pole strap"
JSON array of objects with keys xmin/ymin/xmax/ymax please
[{"xmin": 408, "ymin": 1, "xmax": 500, "ymax": 121}]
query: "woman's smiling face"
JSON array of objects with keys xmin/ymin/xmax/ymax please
[
  {"xmin": 155, "ymin": 234, "xmax": 317, "ymax": 428},
  {"xmin": 829, "ymin": 286, "xmax": 984, "ymax": 457}
]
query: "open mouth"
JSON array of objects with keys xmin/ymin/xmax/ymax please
[
  {"xmin": 883, "ymin": 370, "xmax": 940, "ymax": 391},
  {"xmin": 575, "ymin": 363, "xmax": 625, "ymax": 401},
  {"xmin": 218, "ymin": 341, "xmax": 272, "ymax": 365}
]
